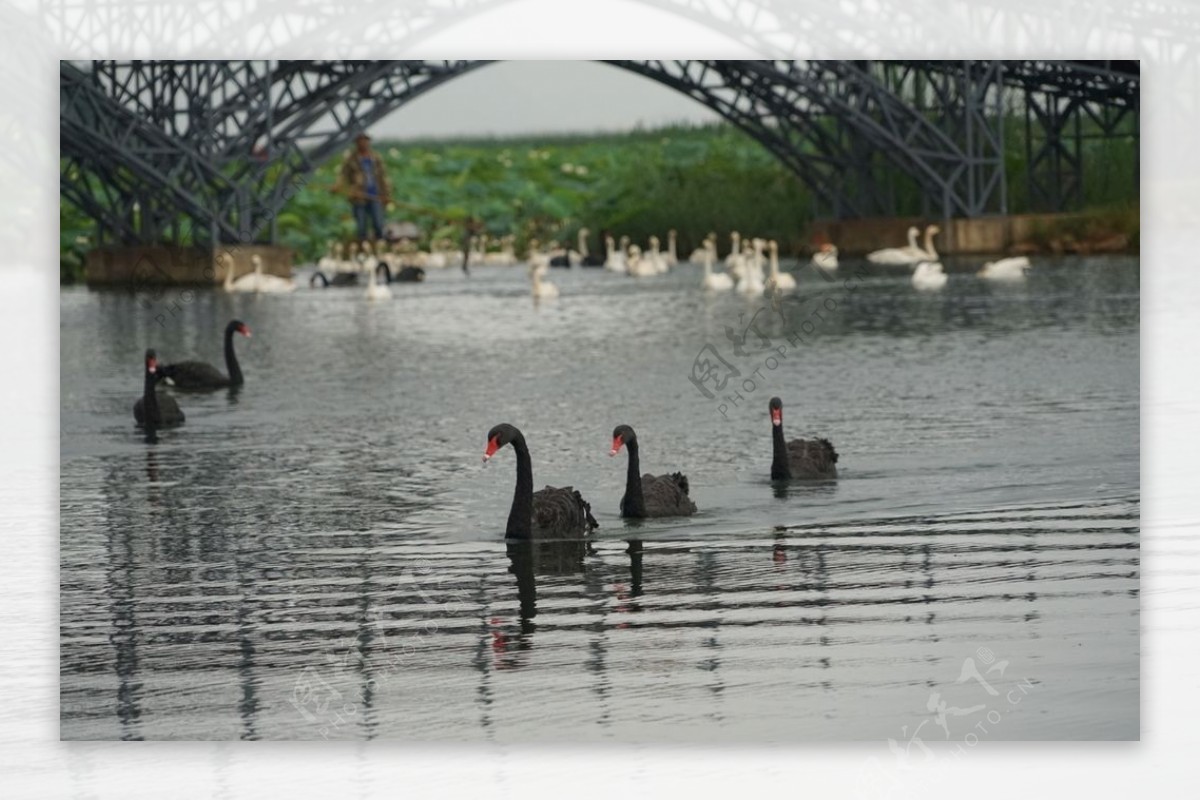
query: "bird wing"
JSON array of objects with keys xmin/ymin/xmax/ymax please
[
  {"xmin": 160, "ymin": 360, "xmax": 228, "ymax": 387},
  {"xmin": 532, "ymin": 485, "xmax": 598, "ymax": 537},
  {"xmin": 640, "ymin": 473, "xmax": 697, "ymax": 517},
  {"xmin": 786, "ymin": 438, "xmax": 838, "ymax": 478}
]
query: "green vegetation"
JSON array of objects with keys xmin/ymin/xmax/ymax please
[
  {"xmin": 1026, "ymin": 203, "xmax": 1141, "ymax": 253},
  {"xmin": 273, "ymin": 124, "xmax": 814, "ymax": 263},
  {"xmin": 60, "ymin": 119, "xmax": 1139, "ymax": 280}
]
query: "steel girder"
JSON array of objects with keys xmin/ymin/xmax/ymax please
[
  {"xmin": 61, "ymin": 62, "xmax": 271, "ymax": 244},
  {"xmin": 61, "ymin": 59, "xmax": 1139, "ymax": 246},
  {"xmin": 890, "ymin": 59, "xmax": 1138, "ymax": 212}
]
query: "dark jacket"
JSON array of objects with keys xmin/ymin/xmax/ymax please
[{"xmin": 337, "ymin": 148, "xmax": 391, "ymax": 204}]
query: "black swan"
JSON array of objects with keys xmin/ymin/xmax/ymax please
[
  {"xmin": 578, "ymin": 228, "xmax": 606, "ymax": 268},
  {"xmin": 609, "ymin": 424, "xmax": 697, "ymax": 518},
  {"xmin": 484, "ymin": 424, "xmax": 598, "ymax": 539},
  {"xmin": 159, "ymin": 320, "xmax": 251, "ymax": 390},
  {"xmin": 310, "ymin": 270, "xmax": 360, "ymax": 288},
  {"xmin": 376, "ymin": 263, "xmax": 426, "ymax": 283},
  {"xmin": 133, "ymin": 349, "xmax": 185, "ymax": 427},
  {"xmin": 769, "ymin": 397, "xmax": 838, "ymax": 480}
]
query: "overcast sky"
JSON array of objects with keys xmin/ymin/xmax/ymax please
[{"xmin": 368, "ymin": 61, "xmax": 722, "ymax": 140}]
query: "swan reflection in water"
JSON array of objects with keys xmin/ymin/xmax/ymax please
[
  {"xmin": 492, "ymin": 538, "xmax": 642, "ymax": 670},
  {"xmin": 492, "ymin": 539, "xmax": 586, "ymax": 669}
]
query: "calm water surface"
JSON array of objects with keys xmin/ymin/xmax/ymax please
[{"xmin": 59, "ymin": 255, "xmax": 1139, "ymax": 741}]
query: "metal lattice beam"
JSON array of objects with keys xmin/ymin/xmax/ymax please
[{"xmin": 61, "ymin": 59, "xmax": 1140, "ymax": 246}]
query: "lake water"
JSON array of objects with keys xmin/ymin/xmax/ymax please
[{"xmin": 59, "ymin": 254, "xmax": 1139, "ymax": 741}]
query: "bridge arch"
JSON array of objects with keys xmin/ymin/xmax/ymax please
[{"xmin": 61, "ymin": 59, "xmax": 1137, "ymax": 246}]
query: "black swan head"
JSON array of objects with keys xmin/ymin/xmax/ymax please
[
  {"xmin": 484, "ymin": 423, "xmax": 525, "ymax": 462},
  {"xmin": 227, "ymin": 320, "xmax": 252, "ymax": 339},
  {"xmin": 769, "ymin": 396, "xmax": 784, "ymax": 427},
  {"xmin": 145, "ymin": 349, "xmax": 159, "ymax": 376},
  {"xmin": 609, "ymin": 424, "xmax": 638, "ymax": 456}
]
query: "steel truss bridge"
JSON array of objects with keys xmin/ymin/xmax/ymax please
[{"xmin": 60, "ymin": 59, "xmax": 1138, "ymax": 247}]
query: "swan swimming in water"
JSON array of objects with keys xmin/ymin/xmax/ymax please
[
  {"xmin": 159, "ymin": 320, "xmax": 251, "ymax": 389},
  {"xmin": 221, "ymin": 253, "xmax": 258, "ymax": 294},
  {"xmin": 365, "ymin": 261, "xmax": 392, "ymax": 300},
  {"xmin": 578, "ymin": 228, "xmax": 605, "ymax": 267},
  {"xmin": 248, "ymin": 254, "xmax": 297, "ymax": 293},
  {"xmin": 604, "ymin": 235, "xmax": 627, "ymax": 274},
  {"xmin": 689, "ymin": 231, "xmax": 717, "ymax": 263},
  {"xmin": 736, "ymin": 239, "xmax": 766, "ymax": 296},
  {"xmin": 626, "ymin": 244, "xmax": 658, "ymax": 278},
  {"xmin": 978, "ymin": 256, "xmax": 1031, "ymax": 281},
  {"xmin": 912, "ymin": 260, "xmax": 948, "ymax": 291},
  {"xmin": 764, "ymin": 240, "xmax": 796, "ymax": 294},
  {"xmin": 811, "ymin": 243, "xmax": 838, "ymax": 271},
  {"xmin": 527, "ymin": 240, "xmax": 559, "ymax": 299},
  {"xmin": 700, "ymin": 237, "xmax": 733, "ymax": 291},
  {"xmin": 609, "ymin": 425, "xmax": 697, "ymax": 518},
  {"xmin": 484, "ymin": 423, "xmax": 598, "ymax": 539},
  {"xmin": 920, "ymin": 225, "xmax": 941, "ymax": 262},
  {"xmin": 769, "ymin": 397, "xmax": 838, "ymax": 480},
  {"xmin": 531, "ymin": 263, "xmax": 559, "ymax": 299},
  {"xmin": 725, "ymin": 231, "xmax": 743, "ymax": 271},
  {"xmin": 645, "ymin": 236, "xmax": 669, "ymax": 274},
  {"xmin": 316, "ymin": 240, "xmax": 337, "ymax": 271},
  {"xmin": 867, "ymin": 226, "xmax": 925, "ymax": 266},
  {"xmin": 133, "ymin": 349, "xmax": 185, "ymax": 428}
]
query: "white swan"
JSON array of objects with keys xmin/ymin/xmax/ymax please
[
  {"xmin": 365, "ymin": 261, "xmax": 392, "ymax": 300},
  {"xmin": 221, "ymin": 253, "xmax": 258, "ymax": 294},
  {"xmin": 532, "ymin": 267, "xmax": 558, "ymax": 300},
  {"xmin": 565, "ymin": 228, "xmax": 588, "ymax": 268},
  {"xmin": 688, "ymin": 231, "xmax": 716, "ymax": 263},
  {"xmin": 316, "ymin": 240, "xmax": 337, "ymax": 271},
  {"xmin": 725, "ymin": 231, "xmax": 742, "ymax": 270},
  {"xmin": 665, "ymin": 229, "xmax": 679, "ymax": 268},
  {"xmin": 731, "ymin": 239, "xmax": 756, "ymax": 280},
  {"xmin": 978, "ymin": 256, "xmax": 1031, "ymax": 281},
  {"xmin": 912, "ymin": 260, "xmax": 947, "ymax": 291},
  {"xmin": 737, "ymin": 239, "xmax": 766, "ymax": 296},
  {"xmin": 764, "ymin": 240, "xmax": 796, "ymax": 294},
  {"xmin": 646, "ymin": 235, "xmax": 668, "ymax": 274},
  {"xmin": 811, "ymin": 243, "xmax": 838, "ymax": 271},
  {"xmin": 867, "ymin": 226, "xmax": 925, "ymax": 266},
  {"xmin": 920, "ymin": 225, "xmax": 941, "ymax": 262},
  {"xmin": 358, "ymin": 241, "xmax": 379, "ymax": 273},
  {"xmin": 250, "ymin": 254, "xmax": 297, "ymax": 293},
  {"xmin": 528, "ymin": 244, "xmax": 558, "ymax": 299},
  {"xmin": 626, "ymin": 244, "xmax": 658, "ymax": 277},
  {"xmin": 527, "ymin": 239, "xmax": 554, "ymax": 275},
  {"xmin": 700, "ymin": 237, "xmax": 733, "ymax": 291},
  {"xmin": 604, "ymin": 235, "xmax": 627, "ymax": 273},
  {"xmin": 576, "ymin": 228, "xmax": 596, "ymax": 267}
]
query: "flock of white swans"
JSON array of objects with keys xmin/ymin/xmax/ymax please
[
  {"xmin": 216, "ymin": 223, "xmax": 1034, "ymax": 302},
  {"xmin": 519, "ymin": 224, "xmax": 1033, "ymax": 300}
]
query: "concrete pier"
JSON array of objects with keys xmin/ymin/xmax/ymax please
[{"xmin": 84, "ymin": 244, "xmax": 294, "ymax": 286}]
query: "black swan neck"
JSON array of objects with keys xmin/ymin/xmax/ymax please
[
  {"xmin": 623, "ymin": 439, "xmax": 646, "ymax": 516},
  {"xmin": 506, "ymin": 438, "xmax": 534, "ymax": 538},
  {"xmin": 143, "ymin": 370, "xmax": 159, "ymax": 423},
  {"xmin": 771, "ymin": 421, "xmax": 791, "ymax": 480},
  {"xmin": 224, "ymin": 324, "xmax": 244, "ymax": 386}
]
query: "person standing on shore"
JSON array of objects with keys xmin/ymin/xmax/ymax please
[{"xmin": 336, "ymin": 132, "xmax": 391, "ymax": 242}]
